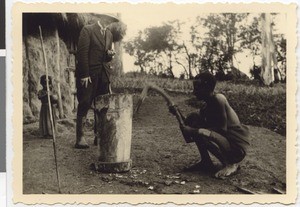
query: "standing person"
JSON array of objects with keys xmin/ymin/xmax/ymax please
[
  {"xmin": 38, "ymin": 75, "xmax": 58, "ymax": 138},
  {"xmin": 169, "ymin": 72, "xmax": 250, "ymax": 179},
  {"xmin": 75, "ymin": 17, "xmax": 115, "ymax": 149}
]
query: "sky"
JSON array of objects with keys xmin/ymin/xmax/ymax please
[
  {"xmin": 118, "ymin": 5, "xmax": 287, "ymax": 77},
  {"xmin": 120, "ymin": 6, "xmax": 206, "ymax": 75}
]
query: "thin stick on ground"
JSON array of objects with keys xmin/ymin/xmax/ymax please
[
  {"xmin": 39, "ymin": 25, "xmax": 62, "ymax": 194},
  {"xmin": 272, "ymin": 187, "xmax": 285, "ymax": 194},
  {"xmin": 79, "ymin": 185, "xmax": 97, "ymax": 194},
  {"xmin": 236, "ymin": 186, "xmax": 260, "ymax": 194}
]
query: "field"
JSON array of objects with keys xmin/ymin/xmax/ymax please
[
  {"xmin": 23, "ymin": 81, "xmax": 286, "ymax": 194},
  {"xmin": 112, "ymin": 75, "xmax": 286, "ymax": 135}
]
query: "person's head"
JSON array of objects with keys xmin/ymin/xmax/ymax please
[
  {"xmin": 40, "ymin": 75, "xmax": 53, "ymax": 90},
  {"xmin": 90, "ymin": 13, "xmax": 109, "ymax": 26},
  {"xmin": 193, "ymin": 72, "xmax": 216, "ymax": 100}
]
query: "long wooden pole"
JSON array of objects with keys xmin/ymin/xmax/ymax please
[
  {"xmin": 39, "ymin": 25, "xmax": 62, "ymax": 194},
  {"xmin": 55, "ymin": 29, "xmax": 64, "ymax": 118}
]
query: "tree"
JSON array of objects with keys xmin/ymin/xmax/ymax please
[
  {"xmin": 192, "ymin": 13, "xmax": 248, "ymax": 76},
  {"xmin": 261, "ymin": 13, "xmax": 276, "ymax": 86},
  {"xmin": 239, "ymin": 15, "xmax": 261, "ymax": 64},
  {"xmin": 124, "ymin": 31, "xmax": 152, "ymax": 73},
  {"xmin": 143, "ymin": 21, "xmax": 184, "ymax": 78},
  {"xmin": 239, "ymin": 13, "xmax": 286, "ymax": 84},
  {"xmin": 124, "ymin": 21, "xmax": 184, "ymax": 78}
]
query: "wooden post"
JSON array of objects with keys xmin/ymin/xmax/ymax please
[
  {"xmin": 94, "ymin": 94, "xmax": 133, "ymax": 173},
  {"xmin": 55, "ymin": 29, "xmax": 64, "ymax": 118},
  {"xmin": 39, "ymin": 26, "xmax": 61, "ymax": 193}
]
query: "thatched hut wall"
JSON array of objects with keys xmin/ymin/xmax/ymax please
[
  {"xmin": 23, "ymin": 35, "xmax": 73, "ymax": 123},
  {"xmin": 23, "ymin": 13, "xmax": 126, "ymax": 123}
]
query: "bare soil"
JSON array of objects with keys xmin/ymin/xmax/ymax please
[{"xmin": 23, "ymin": 94, "xmax": 286, "ymax": 194}]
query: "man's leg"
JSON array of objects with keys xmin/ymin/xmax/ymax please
[
  {"xmin": 190, "ymin": 131, "xmax": 240, "ymax": 178},
  {"xmin": 184, "ymin": 112, "xmax": 215, "ymax": 171},
  {"xmin": 202, "ymin": 131, "xmax": 240, "ymax": 178},
  {"xmin": 75, "ymin": 115, "xmax": 89, "ymax": 149},
  {"xmin": 75, "ymin": 78, "xmax": 94, "ymax": 149},
  {"xmin": 184, "ymin": 138, "xmax": 214, "ymax": 172},
  {"xmin": 93, "ymin": 101, "xmax": 98, "ymax": 146},
  {"xmin": 93, "ymin": 71, "xmax": 110, "ymax": 146}
]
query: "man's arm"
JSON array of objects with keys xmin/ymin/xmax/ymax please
[
  {"xmin": 213, "ymin": 94, "xmax": 228, "ymax": 133},
  {"xmin": 180, "ymin": 94, "xmax": 228, "ymax": 141},
  {"xmin": 76, "ymin": 27, "xmax": 90, "ymax": 79}
]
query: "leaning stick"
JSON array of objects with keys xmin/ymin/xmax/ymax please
[
  {"xmin": 135, "ymin": 84, "xmax": 192, "ymax": 143},
  {"xmin": 236, "ymin": 186, "xmax": 261, "ymax": 194},
  {"xmin": 55, "ymin": 28, "xmax": 64, "ymax": 119},
  {"xmin": 272, "ymin": 187, "xmax": 285, "ymax": 194},
  {"xmin": 39, "ymin": 25, "xmax": 62, "ymax": 194}
]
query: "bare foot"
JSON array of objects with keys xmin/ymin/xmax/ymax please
[
  {"xmin": 214, "ymin": 163, "xmax": 240, "ymax": 179},
  {"xmin": 75, "ymin": 139, "xmax": 89, "ymax": 149},
  {"xmin": 183, "ymin": 160, "xmax": 215, "ymax": 172}
]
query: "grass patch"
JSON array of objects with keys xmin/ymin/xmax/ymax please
[{"xmin": 111, "ymin": 75, "xmax": 286, "ymax": 136}]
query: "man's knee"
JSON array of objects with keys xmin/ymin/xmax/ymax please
[
  {"xmin": 185, "ymin": 112, "xmax": 205, "ymax": 128},
  {"xmin": 226, "ymin": 147, "xmax": 246, "ymax": 164},
  {"xmin": 77, "ymin": 100, "xmax": 91, "ymax": 117}
]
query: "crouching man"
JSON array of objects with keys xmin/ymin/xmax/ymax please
[{"xmin": 170, "ymin": 73, "xmax": 250, "ymax": 179}]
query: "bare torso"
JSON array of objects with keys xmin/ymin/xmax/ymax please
[{"xmin": 202, "ymin": 93, "xmax": 240, "ymax": 131}]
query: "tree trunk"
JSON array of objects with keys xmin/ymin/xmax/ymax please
[
  {"xmin": 261, "ymin": 13, "xmax": 275, "ymax": 86},
  {"xmin": 168, "ymin": 51, "xmax": 175, "ymax": 78},
  {"xmin": 55, "ymin": 29, "xmax": 64, "ymax": 118},
  {"xmin": 188, "ymin": 58, "xmax": 193, "ymax": 79},
  {"xmin": 111, "ymin": 13, "xmax": 124, "ymax": 77},
  {"xmin": 182, "ymin": 43, "xmax": 193, "ymax": 79}
]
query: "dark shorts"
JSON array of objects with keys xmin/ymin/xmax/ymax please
[
  {"xmin": 185, "ymin": 113, "xmax": 250, "ymax": 164},
  {"xmin": 226, "ymin": 144, "xmax": 247, "ymax": 164},
  {"xmin": 224, "ymin": 125, "xmax": 250, "ymax": 164}
]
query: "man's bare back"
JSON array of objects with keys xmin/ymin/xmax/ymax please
[{"xmin": 202, "ymin": 93, "xmax": 240, "ymax": 131}]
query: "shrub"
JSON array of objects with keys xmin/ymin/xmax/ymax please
[{"xmin": 111, "ymin": 74, "xmax": 286, "ymax": 136}]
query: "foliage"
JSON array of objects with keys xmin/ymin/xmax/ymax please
[
  {"xmin": 239, "ymin": 15, "xmax": 261, "ymax": 58},
  {"xmin": 194, "ymin": 13, "xmax": 248, "ymax": 75},
  {"xmin": 107, "ymin": 21, "xmax": 127, "ymax": 42},
  {"xmin": 124, "ymin": 21, "xmax": 184, "ymax": 78},
  {"xmin": 124, "ymin": 32, "xmax": 153, "ymax": 73},
  {"xmin": 124, "ymin": 13, "xmax": 286, "ymax": 84},
  {"xmin": 239, "ymin": 14, "xmax": 286, "ymax": 83},
  {"xmin": 216, "ymin": 81, "xmax": 285, "ymax": 135},
  {"xmin": 111, "ymin": 74, "xmax": 286, "ymax": 136}
]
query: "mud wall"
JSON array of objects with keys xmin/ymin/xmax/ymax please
[{"xmin": 23, "ymin": 35, "xmax": 74, "ymax": 123}]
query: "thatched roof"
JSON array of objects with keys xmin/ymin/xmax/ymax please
[{"xmin": 23, "ymin": 13, "xmax": 127, "ymax": 48}]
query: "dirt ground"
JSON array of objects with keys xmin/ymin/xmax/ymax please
[{"xmin": 23, "ymin": 94, "xmax": 286, "ymax": 194}]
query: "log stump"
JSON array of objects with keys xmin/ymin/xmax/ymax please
[{"xmin": 94, "ymin": 94, "xmax": 133, "ymax": 173}]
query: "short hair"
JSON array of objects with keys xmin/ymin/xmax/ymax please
[
  {"xmin": 193, "ymin": 72, "xmax": 216, "ymax": 92},
  {"xmin": 40, "ymin": 75, "xmax": 53, "ymax": 86}
]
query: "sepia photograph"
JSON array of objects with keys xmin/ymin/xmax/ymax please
[{"xmin": 12, "ymin": 2, "xmax": 297, "ymax": 205}]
